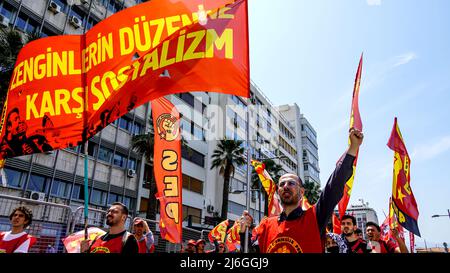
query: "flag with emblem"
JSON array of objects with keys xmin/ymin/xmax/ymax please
[
  {"xmin": 337, "ymin": 54, "xmax": 363, "ymax": 219},
  {"xmin": 208, "ymin": 219, "xmax": 229, "ymax": 243},
  {"xmin": 388, "ymin": 118, "xmax": 420, "ymax": 236}
]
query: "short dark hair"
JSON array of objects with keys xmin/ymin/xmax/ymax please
[
  {"xmin": 6, "ymin": 108, "xmax": 20, "ymax": 127},
  {"xmin": 111, "ymin": 202, "xmax": 129, "ymax": 216},
  {"xmin": 366, "ymin": 221, "xmax": 381, "ymax": 232},
  {"xmin": 9, "ymin": 206, "xmax": 33, "ymax": 228},
  {"xmin": 341, "ymin": 215, "xmax": 356, "ymax": 225},
  {"xmin": 355, "ymin": 228, "xmax": 362, "ymax": 234}
]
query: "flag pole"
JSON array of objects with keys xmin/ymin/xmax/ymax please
[{"xmin": 244, "ymin": 107, "xmax": 251, "ymax": 253}]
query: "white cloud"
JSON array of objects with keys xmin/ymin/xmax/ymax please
[
  {"xmin": 411, "ymin": 136, "xmax": 450, "ymax": 162},
  {"xmin": 393, "ymin": 52, "xmax": 417, "ymax": 67},
  {"xmin": 367, "ymin": 0, "xmax": 382, "ymax": 6}
]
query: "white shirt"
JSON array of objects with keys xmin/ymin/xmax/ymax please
[{"xmin": 1, "ymin": 231, "xmax": 31, "ymax": 253}]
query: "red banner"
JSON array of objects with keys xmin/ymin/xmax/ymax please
[
  {"xmin": 338, "ymin": 54, "xmax": 363, "ymax": 219},
  {"xmin": 251, "ymin": 160, "xmax": 282, "ymax": 217},
  {"xmin": 62, "ymin": 227, "xmax": 106, "ymax": 253},
  {"xmin": 152, "ymin": 97, "xmax": 182, "ymax": 243},
  {"xmin": 208, "ymin": 219, "xmax": 229, "ymax": 243},
  {"xmin": 332, "ymin": 213, "xmax": 342, "ymax": 234},
  {"xmin": 0, "ymin": 0, "xmax": 249, "ymax": 160}
]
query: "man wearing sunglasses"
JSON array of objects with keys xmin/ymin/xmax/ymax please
[{"xmin": 240, "ymin": 128, "xmax": 363, "ymax": 253}]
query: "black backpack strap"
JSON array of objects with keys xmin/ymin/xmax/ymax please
[{"xmin": 122, "ymin": 231, "xmax": 132, "ymax": 250}]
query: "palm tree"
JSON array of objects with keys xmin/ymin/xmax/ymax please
[
  {"xmin": 0, "ymin": 28, "xmax": 40, "ymax": 105},
  {"xmin": 210, "ymin": 139, "xmax": 246, "ymax": 220},
  {"xmin": 131, "ymin": 121, "xmax": 157, "ymax": 220},
  {"xmin": 251, "ymin": 158, "xmax": 283, "ymax": 216},
  {"xmin": 303, "ymin": 179, "xmax": 322, "ymax": 205}
]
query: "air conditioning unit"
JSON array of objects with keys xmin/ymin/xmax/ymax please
[
  {"xmin": 48, "ymin": 1, "xmax": 61, "ymax": 14},
  {"xmin": 69, "ymin": 15, "xmax": 82, "ymax": 29},
  {"xmin": 30, "ymin": 191, "xmax": 45, "ymax": 201},
  {"xmin": 206, "ymin": 205, "xmax": 214, "ymax": 213},
  {"xmin": 127, "ymin": 169, "xmax": 136, "ymax": 178},
  {"xmin": 0, "ymin": 14, "xmax": 10, "ymax": 27}
]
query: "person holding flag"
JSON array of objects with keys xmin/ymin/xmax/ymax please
[
  {"xmin": 240, "ymin": 128, "xmax": 363, "ymax": 253},
  {"xmin": 0, "ymin": 206, "xmax": 36, "ymax": 253},
  {"xmin": 80, "ymin": 202, "xmax": 138, "ymax": 253}
]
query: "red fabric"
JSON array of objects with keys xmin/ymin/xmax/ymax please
[
  {"xmin": 137, "ymin": 239, "xmax": 147, "ymax": 254},
  {"xmin": 0, "ymin": 232, "xmax": 32, "ymax": 253},
  {"xmin": 257, "ymin": 207, "xmax": 322, "ymax": 253},
  {"xmin": 89, "ymin": 235, "xmax": 123, "ymax": 253}
]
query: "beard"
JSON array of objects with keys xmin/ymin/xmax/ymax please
[
  {"xmin": 280, "ymin": 190, "xmax": 299, "ymax": 206},
  {"xmin": 343, "ymin": 229, "xmax": 354, "ymax": 236},
  {"xmin": 106, "ymin": 217, "xmax": 116, "ymax": 226}
]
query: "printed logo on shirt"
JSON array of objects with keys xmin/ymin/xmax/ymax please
[
  {"xmin": 266, "ymin": 236, "xmax": 303, "ymax": 253},
  {"xmin": 91, "ymin": 246, "xmax": 110, "ymax": 253}
]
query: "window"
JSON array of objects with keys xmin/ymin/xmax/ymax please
[
  {"xmin": 182, "ymin": 205, "xmax": 202, "ymax": 224},
  {"xmin": 108, "ymin": 193, "xmax": 122, "ymax": 205},
  {"xmin": 176, "ymin": 93, "xmax": 206, "ymax": 113},
  {"xmin": 72, "ymin": 184, "xmax": 88, "ymax": 200},
  {"xmin": 228, "ymin": 201, "xmax": 245, "ymax": 216},
  {"xmin": 119, "ymin": 117, "xmax": 132, "ymax": 131},
  {"xmin": 98, "ymin": 146, "xmax": 113, "ymax": 163},
  {"xmin": 192, "ymin": 124, "xmax": 205, "ymax": 141},
  {"xmin": 4, "ymin": 168, "xmax": 23, "ymax": 188},
  {"xmin": 127, "ymin": 158, "xmax": 137, "ymax": 170},
  {"xmin": 304, "ymin": 164, "xmax": 308, "ymax": 171},
  {"xmin": 27, "ymin": 174, "xmax": 47, "ymax": 193},
  {"xmin": 0, "ymin": 3, "xmax": 14, "ymax": 20},
  {"xmin": 50, "ymin": 179, "xmax": 72, "ymax": 199},
  {"xmin": 88, "ymin": 142, "xmax": 97, "ymax": 157},
  {"xmin": 123, "ymin": 197, "xmax": 132, "ymax": 209},
  {"xmin": 181, "ymin": 147, "xmax": 205, "ymax": 167},
  {"xmin": 113, "ymin": 153, "xmax": 126, "ymax": 168},
  {"xmin": 182, "ymin": 174, "xmax": 203, "ymax": 194},
  {"xmin": 143, "ymin": 164, "xmax": 153, "ymax": 189},
  {"xmin": 91, "ymin": 189, "xmax": 106, "ymax": 205}
]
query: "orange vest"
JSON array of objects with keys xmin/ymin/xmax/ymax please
[
  {"xmin": 89, "ymin": 234, "xmax": 124, "ymax": 253},
  {"xmin": 257, "ymin": 207, "xmax": 323, "ymax": 253}
]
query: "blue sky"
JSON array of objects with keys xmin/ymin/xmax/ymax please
[{"xmin": 248, "ymin": 0, "xmax": 450, "ymax": 249}]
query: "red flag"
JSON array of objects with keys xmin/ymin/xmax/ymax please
[
  {"xmin": 0, "ymin": 0, "xmax": 249, "ymax": 160},
  {"xmin": 152, "ymin": 97, "xmax": 182, "ymax": 243},
  {"xmin": 332, "ymin": 213, "xmax": 342, "ymax": 234},
  {"xmin": 338, "ymin": 54, "xmax": 363, "ymax": 219},
  {"xmin": 301, "ymin": 196, "xmax": 312, "ymax": 210},
  {"xmin": 251, "ymin": 160, "xmax": 282, "ymax": 216},
  {"xmin": 388, "ymin": 118, "xmax": 420, "ymax": 236},
  {"xmin": 208, "ymin": 219, "xmax": 229, "ymax": 243},
  {"xmin": 225, "ymin": 220, "xmax": 241, "ymax": 252}
]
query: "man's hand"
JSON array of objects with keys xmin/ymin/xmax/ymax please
[
  {"xmin": 391, "ymin": 228, "xmax": 400, "ymax": 239},
  {"xmin": 143, "ymin": 220, "xmax": 150, "ymax": 233},
  {"xmin": 80, "ymin": 240, "xmax": 90, "ymax": 253},
  {"xmin": 348, "ymin": 128, "xmax": 363, "ymax": 156},
  {"xmin": 239, "ymin": 210, "xmax": 252, "ymax": 232}
]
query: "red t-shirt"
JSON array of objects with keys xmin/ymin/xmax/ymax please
[
  {"xmin": 257, "ymin": 206, "xmax": 323, "ymax": 253},
  {"xmin": 0, "ymin": 231, "xmax": 35, "ymax": 253}
]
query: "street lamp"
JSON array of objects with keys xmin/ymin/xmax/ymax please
[{"xmin": 431, "ymin": 209, "xmax": 450, "ymax": 219}]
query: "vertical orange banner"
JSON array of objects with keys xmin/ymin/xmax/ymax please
[{"xmin": 152, "ymin": 97, "xmax": 182, "ymax": 243}]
